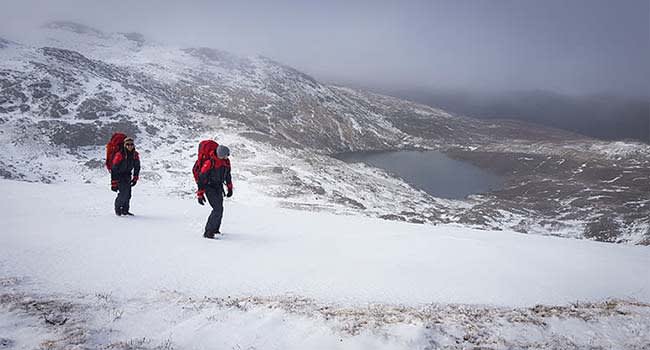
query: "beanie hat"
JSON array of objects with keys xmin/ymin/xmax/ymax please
[{"xmin": 216, "ymin": 145, "xmax": 230, "ymax": 159}]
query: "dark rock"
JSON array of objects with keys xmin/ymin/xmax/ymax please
[
  {"xmin": 0, "ymin": 161, "xmax": 21, "ymax": 179},
  {"xmin": 84, "ymin": 159, "xmax": 104, "ymax": 169},
  {"xmin": 41, "ymin": 47, "xmax": 129, "ymax": 85},
  {"xmin": 1, "ymin": 87, "xmax": 28, "ymax": 104},
  {"xmin": 0, "ymin": 168, "xmax": 15, "ymax": 179},
  {"xmin": 49, "ymin": 102, "xmax": 69, "ymax": 118},
  {"xmin": 0, "ymin": 77, "xmax": 14, "ymax": 90},
  {"xmin": 0, "ymin": 337, "xmax": 15, "ymax": 348},
  {"xmin": 76, "ymin": 94, "xmax": 119, "ymax": 120},
  {"xmin": 379, "ymin": 214, "xmax": 406, "ymax": 221},
  {"xmin": 28, "ymin": 80, "xmax": 52, "ymax": 89},
  {"xmin": 42, "ymin": 47, "xmax": 95, "ymax": 67},
  {"xmin": 37, "ymin": 120, "xmax": 139, "ymax": 148},
  {"xmin": 406, "ymin": 217, "xmax": 426, "ymax": 224},
  {"xmin": 332, "ymin": 192, "xmax": 366, "ymax": 209},
  {"xmin": 640, "ymin": 228, "xmax": 650, "ymax": 246},
  {"xmin": 143, "ymin": 123, "xmax": 160, "ymax": 135},
  {"xmin": 584, "ymin": 215, "xmax": 621, "ymax": 243},
  {"xmin": 307, "ymin": 184, "xmax": 326, "ymax": 195},
  {"xmin": 32, "ymin": 89, "xmax": 47, "ymax": 99},
  {"xmin": 237, "ymin": 131, "xmax": 299, "ymax": 149}
]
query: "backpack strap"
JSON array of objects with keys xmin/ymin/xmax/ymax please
[{"xmin": 197, "ymin": 158, "xmax": 214, "ymax": 190}]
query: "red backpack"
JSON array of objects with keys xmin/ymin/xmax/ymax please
[
  {"xmin": 192, "ymin": 140, "xmax": 219, "ymax": 183},
  {"xmin": 105, "ymin": 132, "xmax": 127, "ymax": 171}
]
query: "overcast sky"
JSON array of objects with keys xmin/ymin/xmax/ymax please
[{"xmin": 1, "ymin": 0, "xmax": 648, "ymax": 97}]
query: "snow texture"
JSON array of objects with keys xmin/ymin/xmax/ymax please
[{"xmin": 1, "ymin": 180, "xmax": 650, "ymax": 348}]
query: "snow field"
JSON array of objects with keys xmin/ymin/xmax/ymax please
[
  {"xmin": 1, "ymin": 179, "xmax": 649, "ymax": 307},
  {"xmin": 1, "ymin": 179, "xmax": 650, "ymax": 348}
]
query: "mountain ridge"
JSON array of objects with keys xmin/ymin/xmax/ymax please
[{"xmin": 1, "ymin": 22, "xmax": 648, "ymax": 244}]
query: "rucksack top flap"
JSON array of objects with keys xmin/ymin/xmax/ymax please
[{"xmin": 197, "ymin": 140, "xmax": 218, "ymax": 161}]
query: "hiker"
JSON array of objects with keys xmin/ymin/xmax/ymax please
[
  {"xmin": 196, "ymin": 144, "xmax": 233, "ymax": 238},
  {"xmin": 110, "ymin": 137, "xmax": 140, "ymax": 216}
]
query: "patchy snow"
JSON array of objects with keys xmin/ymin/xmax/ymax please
[
  {"xmin": 1, "ymin": 179, "xmax": 650, "ymax": 348},
  {"xmin": 602, "ymin": 176, "xmax": 622, "ymax": 183}
]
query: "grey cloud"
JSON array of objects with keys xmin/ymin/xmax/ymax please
[{"xmin": 0, "ymin": 0, "xmax": 648, "ymax": 97}]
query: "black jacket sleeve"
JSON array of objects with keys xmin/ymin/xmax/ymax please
[
  {"xmin": 223, "ymin": 166, "xmax": 232, "ymax": 188},
  {"xmin": 133, "ymin": 152, "xmax": 141, "ymax": 178},
  {"xmin": 197, "ymin": 159, "xmax": 211, "ymax": 191}
]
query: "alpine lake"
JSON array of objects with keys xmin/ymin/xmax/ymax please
[{"xmin": 335, "ymin": 150, "xmax": 504, "ymax": 200}]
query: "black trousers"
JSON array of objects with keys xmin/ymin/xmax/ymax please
[
  {"xmin": 115, "ymin": 177, "xmax": 132, "ymax": 213},
  {"xmin": 204, "ymin": 186, "xmax": 224, "ymax": 234}
]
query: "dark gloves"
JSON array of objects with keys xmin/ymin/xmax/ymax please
[
  {"xmin": 197, "ymin": 189, "xmax": 206, "ymax": 205},
  {"xmin": 111, "ymin": 180, "xmax": 118, "ymax": 192},
  {"xmin": 130, "ymin": 176, "xmax": 139, "ymax": 187},
  {"xmin": 226, "ymin": 187, "xmax": 233, "ymax": 198}
]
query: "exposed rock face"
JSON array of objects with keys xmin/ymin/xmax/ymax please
[
  {"xmin": 584, "ymin": 215, "xmax": 621, "ymax": 243},
  {"xmin": 37, "ymin": 120, "xmax": 139, "ymax": 148},
  {"xmin": 1, "ymin": 22, "xmax": 648, "ymax": 244},
  {"xmin": 445, "ymin": 148, "xmax": 650, "ymax": 243},
  {"xmin": 76, "ymin": 93, "xmax": 120, "ymax": 120}
]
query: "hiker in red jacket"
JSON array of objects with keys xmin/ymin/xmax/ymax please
[
  {"xmin": 196, "ymin": 145, "xmax": 233, "ymax": 238},
  {"xmin": 111, "ymin": 137, "xmax": 140, "ymax": 216}
]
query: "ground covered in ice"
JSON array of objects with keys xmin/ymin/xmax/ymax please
[{"xmin": 1, "ymin": 179, "xmax": 649, "ymax": 349}]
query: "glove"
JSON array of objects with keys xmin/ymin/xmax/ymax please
[
  {"xmin": 111, "ymin": 180, "xmax": 118, "ymax": 192},
  {"xmin": 226, "ymin": 187, "xmax": 233, "ymax": 198},
  {"xmin": 130, "ymin": 176, "xmax": 138, "ymax": 187},
  {"xmin": 197, "ymin": 190, "xmax": 205, "ymax": 205}
]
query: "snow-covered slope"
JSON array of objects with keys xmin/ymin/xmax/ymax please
[
  {"xmin": 1, "ymin": 179, "xmax": 649, "ymax": 349},
  {"xmin": 0, "ymin": 22, "xmax": 649, "ymax": 244},
  {"xmin": 1, "ymin": 22, "xmax": 650, "ymax": 348}
]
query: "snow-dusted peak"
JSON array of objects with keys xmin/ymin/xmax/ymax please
[
  {"xmin": 0, "ymin": 37, "xmax": 18, "ymax": 49},
  {"xmin": 1, "ymin": 21, "xmax": 152, "ymax": 63},
  {"xmin": 42, "ymin": 20, "xmax": 105, "ymax": 37}
]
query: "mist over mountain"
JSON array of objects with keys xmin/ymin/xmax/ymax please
[
  {"xmin": 369, "ymin": 87, "xmax": 649, "ymax": 144},
  {"xmin": 1, "ymin": 21, "xmax": 649, "ymax": 245}
]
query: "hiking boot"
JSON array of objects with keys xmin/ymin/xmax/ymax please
[
  {"xmin": 121, "ymin": 209, "xmax": 134, "ymax": 216},
  {"xmin": 115, "ymin": 209, "xmax": 122, "ymax": 216},
  {"xmin": 203, "ymin": 231, "xmax": 215, "ymax": 239}
]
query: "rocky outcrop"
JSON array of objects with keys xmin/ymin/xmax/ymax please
[{"xmin": 37, "ymin": 119, "xmax": 140, "ymax": 148}]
